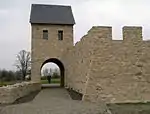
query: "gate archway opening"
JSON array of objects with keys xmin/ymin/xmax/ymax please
[{"xmin": 40, "ymin": 58, "xmax": 65, "ymax": 87}]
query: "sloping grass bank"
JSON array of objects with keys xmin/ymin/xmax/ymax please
[{"xmin": 107, "ymin": 102, "xmax": 150, "ymax": 114}]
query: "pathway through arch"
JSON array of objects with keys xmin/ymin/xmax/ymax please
[{"xmin": 0, "ymin": 88, "xmax": 111, "ymax": 114}]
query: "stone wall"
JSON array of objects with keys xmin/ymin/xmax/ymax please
[
  {"xmin": 65, "ymin": 26, "xmax": 150, "ymax": 103},
  {"xmin": 64, "ymin": 27, "xmax": 112, "ymax": 95},
  {"xmin": 31, "ymin": 23, "xmax": 150, "ymax": 103},
  {"xmin": 63, "ymin": 27, "xmax": 101, "ymax": 93},
  {"xmin": 0, "ymin": 82, "xmax": 41, "ymax": 104}
]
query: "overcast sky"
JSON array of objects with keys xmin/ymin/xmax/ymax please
[{"xmin": 0, "ymin": 0, "xmax": 150, "ymax": 70}]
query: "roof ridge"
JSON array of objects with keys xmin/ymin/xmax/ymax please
[{"xmin": 32, "ymin": 4, "xmax": 71, "ymax": 7}]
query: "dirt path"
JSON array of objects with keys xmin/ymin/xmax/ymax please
[{"xmin": 0, "ymin": 88, "xmax": 111, "ymax": 114}]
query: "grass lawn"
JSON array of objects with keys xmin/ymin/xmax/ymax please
[
  {"xmin": 41, "ymin": 78, "xmax": 60, "ymax": 84},
  {"xmin": 107, "ymin": 102, "xmax": 150, "ymax": 114},
  {"xmin": 0, "ymin": 79, "xmax": 60, "ymax": 87},
  {"xmin": 0, "ymin": 81, "xmax": 19, "ymax": 87}
]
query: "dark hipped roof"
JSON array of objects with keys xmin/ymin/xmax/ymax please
[{"xmin": 30, "ymin": 4, "xmax": 75, "ymax": 25}]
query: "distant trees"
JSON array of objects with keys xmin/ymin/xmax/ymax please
[
  {"xmin": 15, "ymin": 50, "xmax": 31, "ymax": 80},
  {"xmin": 41, "ymin": 68, "xmax": 60, "ymax": 80},
  {"xmin": 52, "ymin": 68, "xmax": 60, "ymax": 79},
  {"xmin": 42, "ymin": 68, "xmax": 52, "ymax": 77},
  {"xmin": 0, "ymin": 69, "xmax": 22, "ymax": 83},
  {"xmin": 0, "ymin": 70, "xmax": 14, "ymax": 82},
  {"xmin": 0, "ymin": 50, "xmax": 31, "ymax": 86}
]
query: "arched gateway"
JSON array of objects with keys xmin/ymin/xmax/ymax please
[
  {"xmin": 30, "ymin": 4, "xmax": 75, "ymax": 87},
  {"xmin": 40, "ymin": 58, "xmax": 65, "ymax": 87}
]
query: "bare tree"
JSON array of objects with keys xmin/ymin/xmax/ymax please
[{"xmin": 15, "ymin": 50, "xmax": 31, "ymax": 80}]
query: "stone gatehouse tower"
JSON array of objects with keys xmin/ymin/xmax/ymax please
[{"xmin": 30, "ymin": 4, "xmax": 75, "ymax": 87}]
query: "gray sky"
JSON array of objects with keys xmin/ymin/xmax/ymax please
[{"xmin": 1, "ymin": 0, "xmax": 150, "ymax": 70}]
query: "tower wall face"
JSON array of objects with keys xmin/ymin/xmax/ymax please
[{"xmin": 31, "ymin": 24, "xmax": 73, "ymax": 82}]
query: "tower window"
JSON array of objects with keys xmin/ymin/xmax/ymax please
[
  {"xmin": 58, "ymin": 30, "xmax": 63, "ymax": 40},
  {"xmin": 43, "ymin": 30, "xmax": 48, "ymax": 39}
]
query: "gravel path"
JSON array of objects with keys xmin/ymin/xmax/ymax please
[{"xmin": 0, "ymin": 88, "xmax": 111, "ymax": 114}]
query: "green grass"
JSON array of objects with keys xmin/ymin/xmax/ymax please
[
  {"xmin": 107, "ymin": 102, "xmax": 150, "ymax": 114},
  {"xmin": 41, "ymin": 78, "xmax": 60, "ymax": 84},
  {"xmin": 0, "ymin": 79, "xmax": 60, "ymax": 87},
  {"xmin": 0, "ymin": 81, "xmax": 18, "ymax": 87}
]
